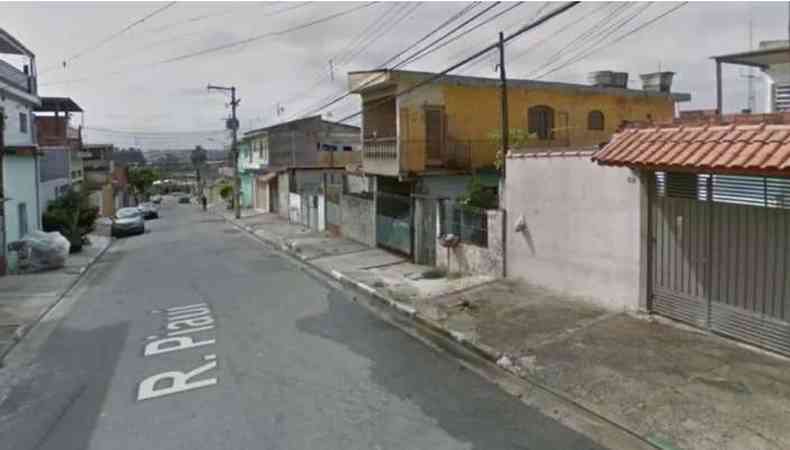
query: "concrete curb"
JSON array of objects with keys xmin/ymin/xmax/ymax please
[
  {"xmin": 213, "ymin": 210, "xmax": 661, "ymax": 450},
  {"xmin": 0, "ymin": 237, "xmax": 114, "ymax": 365}
]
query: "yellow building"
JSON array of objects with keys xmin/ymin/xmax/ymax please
[{"xmin": 349, "ymin": 69, "xmax": 690, "ymax": 177}]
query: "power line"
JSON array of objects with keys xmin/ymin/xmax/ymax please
[
  {"xmin": 293, "ymin": 2, "xmax": 511, "ymax": 120},
  {"xmin": 38, "ymin": 3, "xmax": 374, "ymax": 87},
  {"xmin": 40, "ymin": 2, "xmax": 178, "ymax": 74},
  {"xmin": 533, "ymin": 2, "xmax": 689, "ymax": 80},
  {"xmin": 396, "ymin": 2, "xmax": 525, "ymax": 68},
  {"xmin": 377, "ymin": 2, "xmax": 481, "ymax": 69},
  {"xmin": 522, "ymin": 2, "xmax": 635, "ymax": 77},
  {"xmin": 341, "ymin": 2, "xmax": 424, "ymax": 65},
  {"xmin": 393, "ymin": 2, "xmax": 503, "ymax": 69},
  {"xmin": 336, "ymin": 2, "xmax": 581, "ymax": 124},
  {"xmin": 84, "ymin": 126, "xmax": 227, "ymax": 136},
  {"xmin": 528, "ymin": 2, "xmax": 653, "ymax": 79},
  {"xmin": 159, "ymin": 2, "xmax": 377, "ymax": 64}
]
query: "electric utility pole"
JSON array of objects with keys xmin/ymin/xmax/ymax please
[
  {"xmin": 497, "ymin": 31, "xmax": 509, "ymax": 278},
  {"xmin": 207, "ymin": 84, "xmax": 241, "ymax": 219}
]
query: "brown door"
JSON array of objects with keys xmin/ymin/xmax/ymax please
[{"xmin": 425, "ymin": 107, "xmax": 445, "ymax": 164}]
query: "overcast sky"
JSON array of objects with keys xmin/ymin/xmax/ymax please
[{"xmin": 2, "ymin": 1, "xmax": 788, "ymax": 150}]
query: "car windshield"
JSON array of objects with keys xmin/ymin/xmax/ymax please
[{"xmin": 117, "ymin": 208, "xmax": 141, "ymax": 218}]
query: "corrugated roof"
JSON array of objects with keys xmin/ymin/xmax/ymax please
[{"xmin": 593, "ymin": 123, "xmax": 790, "ymax": 176}]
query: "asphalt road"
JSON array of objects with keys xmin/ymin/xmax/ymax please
[{"xmin": 0, "ymin": 197, "xmax": 604, "ymax": 450}]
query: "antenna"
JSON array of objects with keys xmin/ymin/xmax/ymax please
[{"xmin": 739, "ymin": 10, "xmax": 758, "ymax": 113}]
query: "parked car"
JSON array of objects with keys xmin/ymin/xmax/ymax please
[
  {"xmin": 138, "ymin": 202, "xmax": 159, "ymax": 220},
  {"xmin": 111, "ymin": 207, "xmax": 145, "ymax": 237},
  {"xmin": 151, "ymin": 195, "xmax": 162, "ymax": 205},
  {"xmin": 178, "ymin": 195, "xmax": 191, "ymax": 204}
]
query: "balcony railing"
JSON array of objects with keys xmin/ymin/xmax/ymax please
[
  {"xmin": 0, "ymin": 59, "xmax": 34, "ymax": 93},
  {"xmin": 363, "ymin": 137, "xmax": 397, "ymax": 161},
  {"xmin": 363, "ymin": 138, "xmax": 491, "ymax": 175}
]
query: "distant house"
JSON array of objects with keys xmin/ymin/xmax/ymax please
[
  {"xmin": 82, "ymin": 143, "xmax": 132, "ymax": 216},
  {"xmin": 238, "ymin": 115, "xmax": 361, "ymax": 216},
  {"xmin": 0, "ymin": 28, "xmax": 41, "ymax": 274},
  {"xmin": 35, "ymin": 96, "xmax": 84, "ymax": 212}
]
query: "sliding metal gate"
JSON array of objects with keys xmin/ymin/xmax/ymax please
[{"xmin": 652, "ymin": 172, "xmax": 790, "ymax": 355}]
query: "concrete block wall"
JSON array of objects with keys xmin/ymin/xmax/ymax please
[
  {"xmin": 340, "ymin": 194, "xmax": 375, "ymax": 247},
  {"xmin": 277, "ymin": 172, "xmax": 289, "ymax": 219},
  {"xmin": 504, "ymin": 152, "xmax": 643, "ymax": 311},
  {"xmin": 436, "ymin": 208, "xmax": 504, "ymax": 277}
]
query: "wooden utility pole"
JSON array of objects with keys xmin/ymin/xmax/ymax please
[{"xmin": 207, "ymin": 84, "xmax": 241, "ymax": 219}]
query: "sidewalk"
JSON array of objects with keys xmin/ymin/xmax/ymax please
[
  {"xmin": 215, "ymin": 208, "xmax": 496, "ymax": 304},
  {"xmin": 217, "ymin": 207, "xmax": 790, "ymax": 450},
  {"xmin": 424, "ymin": 280, "xmax": 790, "ymax": 450},
  {"xmin": 0, "ymin": 234, "xmax": 111, "ymax": 362}
]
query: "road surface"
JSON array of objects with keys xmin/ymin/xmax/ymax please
[{"xmin": 0, "ymin": 197, "xmax": 603, "ymax": 450}]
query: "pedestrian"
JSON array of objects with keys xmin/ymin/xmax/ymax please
[{"xmin": 201, "ymin": 194, "xmax": 207, "ymax": 211}]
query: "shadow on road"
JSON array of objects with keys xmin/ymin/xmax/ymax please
[
  {"xmin": 0, "ymin": 322, "xmax": 130, "ymax": 450},
  {"xmin": 296, "ymin": 290, "xmax": 603, "ymax": 450}
]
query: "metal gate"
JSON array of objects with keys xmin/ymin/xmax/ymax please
[
  {"xmin": 652, "ymin": 172, "xmax": 790, "ymax": 355},
  {"xmin": 376, "ymin": 191, "xmax": 413, "ymax": 257},
  {"xmin": 413, "ymin": 195, "xmax": 437, "ymax": 265}
]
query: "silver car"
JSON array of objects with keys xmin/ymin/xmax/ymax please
[{"xmin": 111, "ymin": 207, "xmax": 145, "ymax": 237}]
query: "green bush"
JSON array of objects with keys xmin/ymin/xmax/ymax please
[{"xmin": 42, "ymin": 189, "xmax": 99, "ymax": 253}]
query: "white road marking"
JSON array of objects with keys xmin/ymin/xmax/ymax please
[
  {"xmin": 167, "ymin": 325, "xmax": 215, "ymax": 336},
  {"xmin": 137, "ymin": 360, "xmax": 218, "ymax": 401},
  {"xmin": 144, "ymin": 335, "xmax": 215, "ymax": 356},
  {"xmin": 137, "ymin": 303, "xmax": 219, "ymax": 401}
]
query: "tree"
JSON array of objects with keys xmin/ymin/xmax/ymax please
[
  {"xmin": 487, "ymin": 128, "xmax": 538, "ymax": 171},
  {"xmin": 42, "ymin": 188, "xmax": 99, "ymax": 253},
  {"xmin": 128, "ymin": 167, "xmax": 160, "ymax": 202},
  {"xmin": 457, "ymin": 176, "xmax": 498, "ymax": 210}
]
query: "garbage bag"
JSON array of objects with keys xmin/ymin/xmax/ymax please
[{"xmin": 17, "ymin": 230, "xmax": 70, "ymax": 272}]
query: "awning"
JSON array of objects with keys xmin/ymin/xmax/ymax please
[
  {"xmin": 713, "ymin": 46, "xmax": 790, "ymax": 69},
  {"xmin": 256, "ymin": 172, "xmax": 277, "ymax": 183},
  {"xmin": 593, "ymin": 124, "xmax": 790, "ymax": 176},
  {"xmin": 35, "ymin": 97, "xmax": 83, "ymax": 113}
]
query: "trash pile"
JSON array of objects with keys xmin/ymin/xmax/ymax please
[{"xmin": 8, "ymin": 231, "xmax": 71, "ymax": 273}]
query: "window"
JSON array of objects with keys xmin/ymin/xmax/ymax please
[
  {"xmin": 343, "ymin": 145, "xmax": 353, "ymax": 152},
  {"xmin": 18, "ymin": 203, "xmax": 28, "ymax": 237},
  {"xmin": 528, "ymin": 105, "xmax": 554, "ymax": 140},
  {"xmin": 322, "ymin": 144, "xmax": 338, "ymax": 152},
  {"xmin": 258, "ymin": 141, "xmax": 264, "ymax": 159},
  {"xmin": 19, "ymin": 112, "xmax": 28, "ymax": 134},
  {"xmin": 588, "ymin": 110, "xmax": 605, "ymax": 130}
]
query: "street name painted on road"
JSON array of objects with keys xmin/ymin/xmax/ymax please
[{"xmin": 137, "ymin": 303, "xmax": 219, "ymax": 401}]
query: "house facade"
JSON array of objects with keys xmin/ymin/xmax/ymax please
[
  {"xmin": 347, "ymin": 68, "xmax": 690, "ymax": 262},
  {"xmin": 0, "ymin": 28, "xmax": 41, "ymax": 274},
  {"xmin": 35, "ymin": 97, "xmax": 84, "ymax": 212},
  {"xmin": 238, "ymin": 116, "xmax": 361, "ymax": 215}
]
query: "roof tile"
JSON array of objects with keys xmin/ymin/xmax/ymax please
[{"xmin": 593, "ymin": 123, "xmax": 790, "ymax": 176}]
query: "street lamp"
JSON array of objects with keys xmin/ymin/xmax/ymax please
[{"xmin": 207, "ymin": 84, "xmax": 241, "ymax": 219}]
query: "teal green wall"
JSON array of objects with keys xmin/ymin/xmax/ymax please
[{"xmin": 239, "ymin": 173, "xmax": 254, "ymax": 208}]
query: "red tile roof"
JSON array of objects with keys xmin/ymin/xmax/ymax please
[{"xmin": 593, "ymin": 123, "xmax": 790, "ymax": 176}]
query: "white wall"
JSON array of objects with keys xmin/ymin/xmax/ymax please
[
  {"xmin": 3, "ymin": 155, "xmax": 40, "ymax": 271},
  {"xmin": 505, "ymin": 153, "xmax": 644, "ymax": 311},
  {"xmin": 0, "ymin": 91, "xmax": 36, "ymax": 147}
]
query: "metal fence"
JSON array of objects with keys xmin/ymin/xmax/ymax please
[{"xmin": 441, "ymin": 201, "xmax": 488, "ymax": 247}]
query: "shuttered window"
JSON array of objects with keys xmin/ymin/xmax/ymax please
[{"xmin": 528, "ymin": 105, "xmax": 554, "ymax": 140}]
